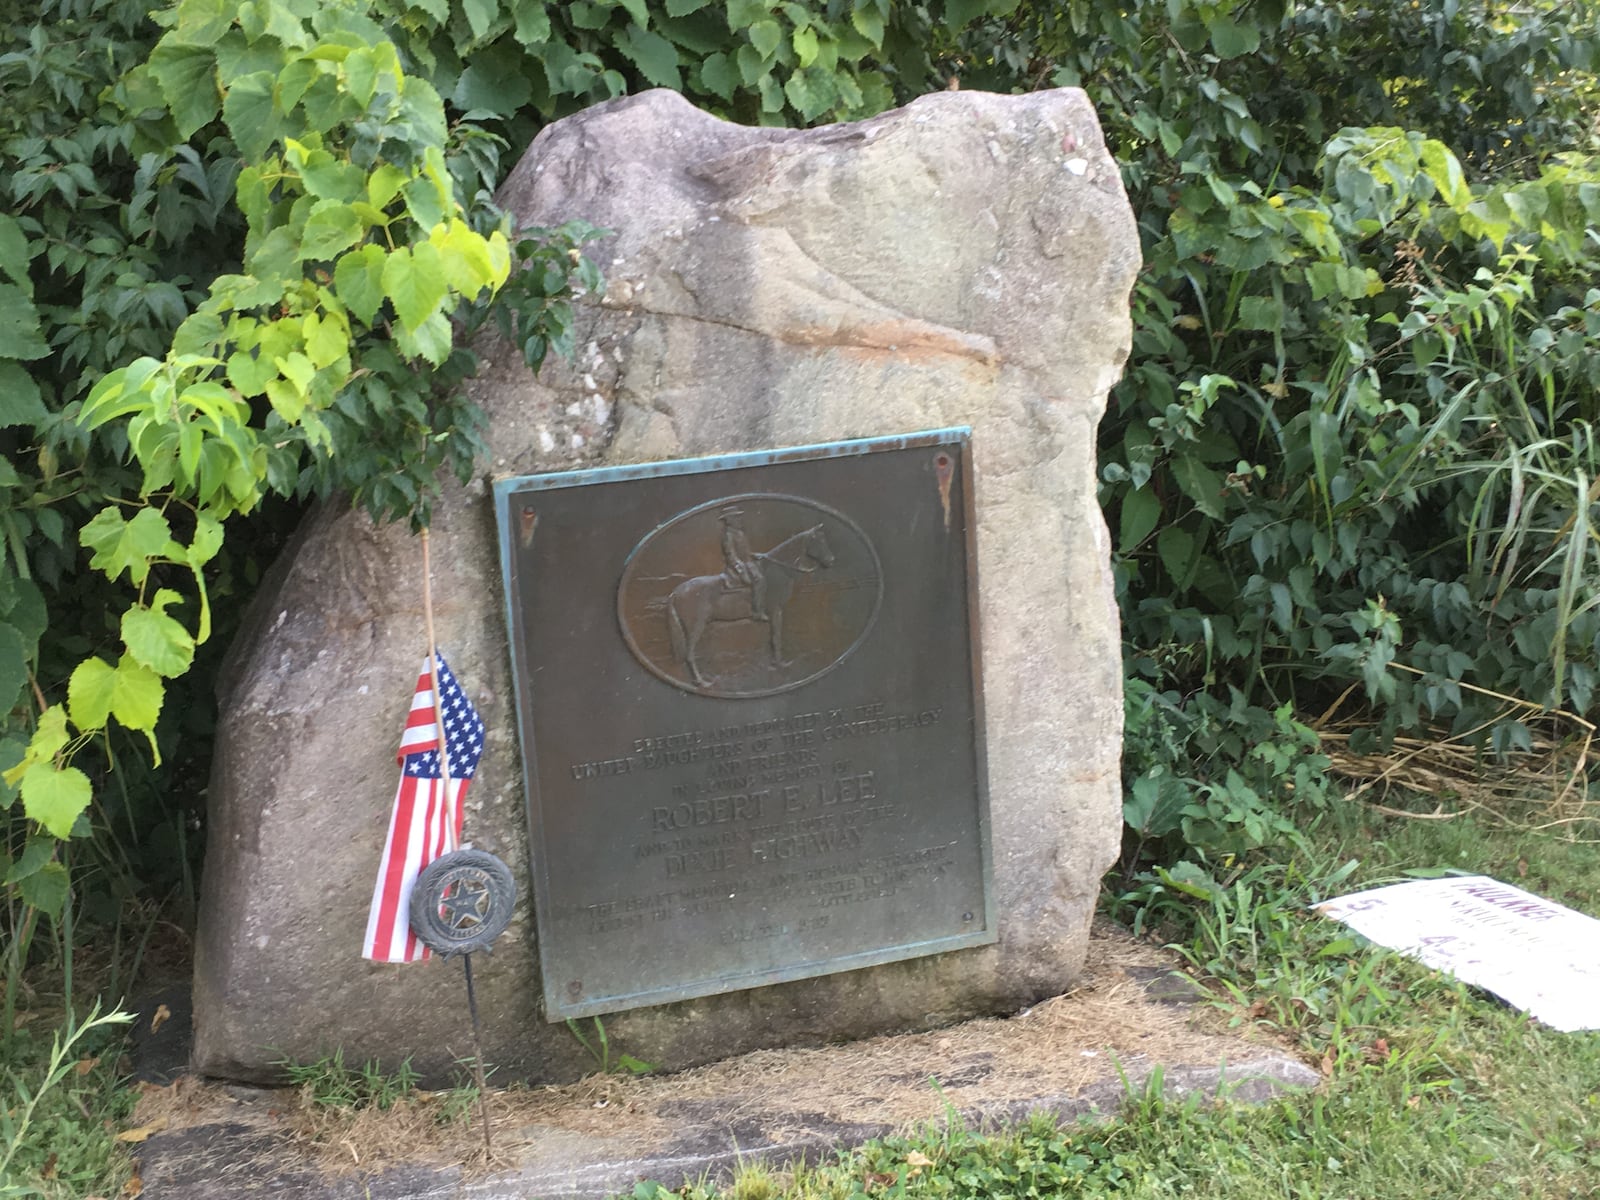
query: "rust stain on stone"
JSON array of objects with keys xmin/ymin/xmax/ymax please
[{"xmin": 793, "ymin": 319, "xmax": 998, "ymax": 366}]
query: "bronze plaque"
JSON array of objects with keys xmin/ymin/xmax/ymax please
[{"xmin": 495, "ymin": 430, "xmax": 993, "ymax": 1020}]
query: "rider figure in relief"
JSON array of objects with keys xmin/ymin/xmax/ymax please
[{"xmin": 718, "ymin": 507, "xmax": 768, "ymax": 621}]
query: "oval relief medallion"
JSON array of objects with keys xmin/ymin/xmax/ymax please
[{"xmin": 617, "ymin": 493, "xmax": 883, "ymax": 698}]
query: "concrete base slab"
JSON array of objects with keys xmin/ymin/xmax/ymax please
[{"xmin": 134, "ymin": 928, "xmax": 1318, "ymax": 1199}]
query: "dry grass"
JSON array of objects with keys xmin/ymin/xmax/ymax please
[
  {"xmin": 1314, "ymin": 664, "xmax": 1597, "ymax": 836},
  {"xmin": 130, "ymin": 924, "xmax": 1282, "ymax": 1178}
]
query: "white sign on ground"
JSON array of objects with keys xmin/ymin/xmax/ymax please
[{"xmin": 1315, "ymin": 875, "xmax": 1600, "ymax": 1032}]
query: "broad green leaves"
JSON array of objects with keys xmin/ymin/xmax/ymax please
[
  {"xmin": 67, "ymin": 656, "xmax": 163, "ymax": 735},
  {"xmin": 5, "ymin": 0, "xmax": 532, "ymax": 867},
  {"xmin": 18, "ymin": 764, "xmax": 93, "ymax": 842},
  {"xmin": 122, "ymin": 590, "xmax": 196, "ymax": 679}
]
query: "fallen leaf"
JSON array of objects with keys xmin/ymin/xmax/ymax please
[
  {"xmin": 149, "ymin": 1004, "xmax": 172, "ymax": 1035},
  {"xmin": 122, "ymin": 1171, "xmax": 143, "ymax": 1198},
  {"xmin": 76, "ymin": 1056, "xmax": 100, "ymax": 1076},
  {"xmin": 1318, "ymin": 1050, "xmax": 1335, "ymax": 1077},
  {"xmin": 40, "ymin": 1153, "xmax": 57, "ymax": 1179},
  {"xmin": 115, "ymin": 1119, "xmax": 168, "ymax": 1144}
]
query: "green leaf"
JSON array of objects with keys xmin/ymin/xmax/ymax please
[
  {"xmin": 401, "ymin": 173, "xmax": 447, "ymax": 229},
  {"xmin": 748, "ymin": 18, "xmax": 782, "ymax": 57},
  {"xmin": 512, "ymin": 0, "xmax": 551, "ymax": 44},
  {"xmin": 17, "ymin": 860, "xmax": 69, "ymax": 915},
  {"xmin": 0, "ymin": 735, "xmax": 23, "ymax": 808},
  {"xmin": 792, "ymin": 25, "xmax": 818, "ymax": 67},
  {"xmin": 393, "ymin": 309, "xmax": 453, "ymax": 365},
  {"xmin": 1157, "ymin": 861, "xmax": 1220, "ymax": 900},
  {"xmin": 462, "ymin": 0, "xmax": 500, "ymax": 39},
  {"xmin": 0, "ymin": 284, "xmax": 49, "ymax": 360},
  {"xmin": 849, "ymin": 2, "xmax": 884, "ymax": 47},
  {"xmin": 1, "ymin": 576, "xmax": 45, "ymax": 644},
  {"xmin": 943, "ymin": 0, "xmax": 989, "ymax": 30},
  {"xmin": 1207, "ymin": 14, "xmax": 1260, "ymax": 58},
  {"xmin": 298, "ymin": 152, "xmax": 364, "ymax": 203},
  {"xmin": 699, "ymin": 51, "xmax": 737, "ymax": 99},
  {"xmin": 453, "ymin": 47, "xmax": 534, "ymax": 115},
  {"xmin": 173, "ymin": 0, "xmax": 232, "ymax": 45},
  {"xmin": 109, "ymin": 656, "xmax": 164, "ymax": 732},
  {"xmin": 21, "ymin": 764, "xmax": 92, "ymax": 841},
  {"xmin": 783, "ymin": 69, "xmax": 828, "ymax": 119},
  {"xmin": 726, "ymin": 0, "xmax": 770, "ymax": 28},
  {"xmin": 335, "ymin": 244, "xmax": 388, "ymax": 326},
  {"xmin": 1420, "ymin": 139, "xmax": 1471, "ymax": 208},
  {"xmin": 149, "ymin": 42, "xmax": 221, "ymax": 139},
  {"xmin": 303, "ymin": 311, "xmax": 348, "ymax": 368},
  {"xmin": 299, "ymin": 201, "xmax": 365, "ymax": 261},
  {"xmin": 0, "ymin": 622, "xmax": 25, "ymax": 713},
  {"xmin": 1157, "ymin": 525, "xmax": 1201, "ymax": 590},
  {"xmin": 121, "ymin": 589, "xmax": 196, "ymax": 678},
  {"xmin": 617, "ymin": 25, "xmax": 682, "ymax": 87},
  {"xmin": 1173, "ymin": 456, "xmax": 1225, "ymax": 519},
  {"xmin": 1119, "ymin": 486, "xmax": 1160, "ymax": 552},
  {"xmin": 223, "ymin": 71, "xmax": 281, "ymax": 161},
  {"xmin": 227, "ymin": 348, "xmax": 276, "ymax": 397},
  {"xmin": 67, "ymin": 657, "xmax": 118, "ymax": 732},
  {"xmin": 0, "ymin": 213, "xmax": 31, "ymax": 289},
  {"xmin": 667, "ymin": 0, "xmax": 710, "ymax": 13},
  {"xmin": 187, "ymin": 514, "xmax": 225, "ymax": 567},
  {"xmin": 0, "ymin": 362, "xmax": 45, "ymax": 429},
  {"xmin": 3, "ymin": 837, "xmax": 55, "ymax": 885},
  {"xmin": 81, "ymin": 507, "xmax": 179, "ymax": 586},
  {"xmin": 381, "ymin": 243, "xmax": 450, "ymax": 332},
  {"xmin": 1236, "ymin": 296, "xmax": 1282, "ymax": 333}
]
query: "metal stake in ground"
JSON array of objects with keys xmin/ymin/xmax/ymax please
[
  {"xmin": 462, "ymin": 954, "xmax": 491, "ymax": 1154},
  {"xmin": 411, "ymin": 848, "xmax": 518, "ymax": 1155}
]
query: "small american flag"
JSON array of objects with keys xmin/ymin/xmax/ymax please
[{"xmin": 363, "ymin": 654, "xmax": 486, "ymax": 963}]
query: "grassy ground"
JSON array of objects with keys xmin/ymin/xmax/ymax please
[
  {"xmin": 653, "ymin": 810, "xmax": 1600, "ymax": 1200},
  {"xmin": 6, "ymin": 808, "xmax": 1599, "ymax": 1198}
]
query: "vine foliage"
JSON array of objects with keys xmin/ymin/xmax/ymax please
[{"xmin": 0, "ymin": 0, "xmax": 605, "ymax": 914}]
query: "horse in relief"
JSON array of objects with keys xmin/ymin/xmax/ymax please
[{"xmin": 665, "ymin": 524, "xmax": 835, "ymax": 688}]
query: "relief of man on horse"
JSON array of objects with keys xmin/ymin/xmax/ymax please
[{"xmin": 666, "ymin": 513, "xmax": 836, "ymax": 689}]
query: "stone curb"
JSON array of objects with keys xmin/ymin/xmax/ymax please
[{"xmin": 138, "ymin": 1054, "xmax": 1319, "ymax": 1199}]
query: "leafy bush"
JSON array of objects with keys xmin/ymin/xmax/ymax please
[{"xmin": 946, "ymin": 0, "xmax": 1600, "ymax": 867}]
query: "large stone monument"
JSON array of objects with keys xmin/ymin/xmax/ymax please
[{"xmin": 193, "ymin": 86, "xmax": 1138, "ymax": 1084}]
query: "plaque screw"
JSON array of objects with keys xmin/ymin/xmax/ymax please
[{"xmin": 962, "ymin": 911, "xmax": 974, "ymax": 922}]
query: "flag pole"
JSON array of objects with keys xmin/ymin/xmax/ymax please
[
  {"xmin": 421, "ymin": 528, "xmax": 452, "ymax": 783},
  {"xmin": 420, "ymin": 526, "xmax": 495, "ymax": 1159}
]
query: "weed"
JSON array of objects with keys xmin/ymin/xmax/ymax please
[
  {"xmin": 565, "ymin": 1016, "xmax": 656, "ymax": 1076},
  {"xmin": 277, "ymin": 1049, "xmax": 420, "ymax": 1111},
  {"xmin": 1, "ymin": 1003, "xmax": 134, "ymax": 1200}
]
